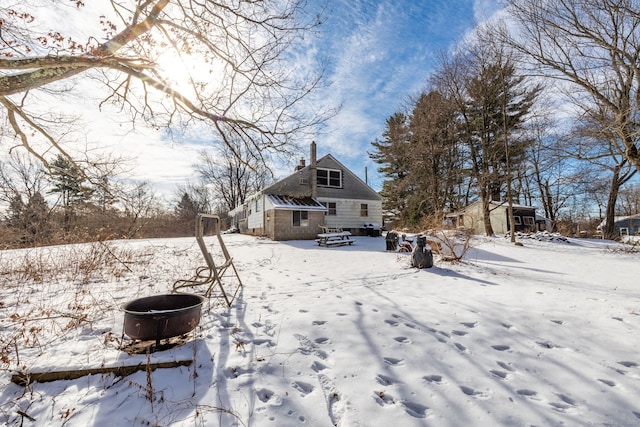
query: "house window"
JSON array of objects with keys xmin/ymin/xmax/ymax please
[
  {"xmin": 293, "ymin": 210, "xmax": 309, "ymax": 227},
  {"xmin": 322, "ymin": 202, "xmax": 337, "ymax": 216},
  {"xmin": 255, "ymin": 199, "xmax": 260, "ymax": 213},
  {"xmin": 317, "ymin": 168, "xmax": 342, "ymax": 188},
  {"xmin": 513, "ymin": 216, "xmax": 522, "ymax": 225},
  {"xmin": 523, "ymin": 216, "xmax": 534, "ymax": 226},
  {"xmin": 360, "ymin": 204, "xmax": 368, "ymax": 217}
]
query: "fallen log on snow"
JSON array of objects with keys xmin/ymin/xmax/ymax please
[{"xmin": 10, "ymin": 359, "xmax": 193, "ymax": 386}]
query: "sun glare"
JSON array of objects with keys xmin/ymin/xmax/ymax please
[{"xmin": 154, "ymin": 49, "xmax": 198, "ymax": 95}]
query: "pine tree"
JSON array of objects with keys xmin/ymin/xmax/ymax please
[{"xmin": 47, "ymin": 155, "xmax": 94, "ymax": 232}]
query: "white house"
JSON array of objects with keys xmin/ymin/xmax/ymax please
[{"xmin": 229, "ymin": 142, "xmax": 383, "ymax": 240}]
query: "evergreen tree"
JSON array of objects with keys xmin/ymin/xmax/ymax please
[
  {"xmin": 175, "ymin": 192, "xmax": 200, "ymax": 221},
  {"xmin": 369, "ymin": 113, "xmax": 411, "ymax": 222},
  {"xmin": 24, "ymin": 192, "xmax": 50, "ymax": 244},
  {"xmin": 47, "ymin": 155, "xmax": 94, "ymax": 232}
]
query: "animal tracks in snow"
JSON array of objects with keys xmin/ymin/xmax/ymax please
[
  {"xmin": 422, "ymin": 374, "xmax": 445, "ymax": 385},
  {"xmin": 247, "ymin": 298, "xmax": 618, "ymax": 426},
  {"xmin": 394, "ymin": 336, "xmax": 412, "ymax": 344},
  {"xmin": 460, "ymin": 386, "xmax": 490, "ymax": 400},
  {"xmin": 292, "ymin": 381, "xmax": 315, "ymax": 396},
  {"xmin": 373, "ymin": 391, "xmax": 431, "ymax": 419}
]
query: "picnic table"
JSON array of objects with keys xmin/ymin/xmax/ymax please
[{"xmin": 316, "ymin": 231, "xmax": 354, "ymax": 247}]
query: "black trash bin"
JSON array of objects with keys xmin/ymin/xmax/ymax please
[
  {"xmin": 364, "ymin": 222, "xmax": 381, "ymax": 237},
  {"xmin": 385, "ymin": 231, "xmax": 398, "ymax": 251},
  {"xmin": 411, "ymin": 235, "xmax": 433, "ymax": 268}
]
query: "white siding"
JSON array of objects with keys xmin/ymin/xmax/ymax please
[
  {"xmin": 318, "ymin": 197, "xmax": 383, "ymax": 230},
  {"xmin": 246, "ymin": 194, "xmax": 265, "ymax": 229}
]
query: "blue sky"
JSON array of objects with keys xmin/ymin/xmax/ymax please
[{"xmin": 296, "ymin": 0, "xmax": 501, "ymax": 191}]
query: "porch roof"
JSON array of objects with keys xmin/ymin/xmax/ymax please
[{"xmin": 267, "ymin": 195, "xmax": 327, "ymax": 211}]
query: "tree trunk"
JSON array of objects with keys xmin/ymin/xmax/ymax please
[
  {"xmin": 602, "ymin": 165, "xmax": 623, "ymax": 240},
  {"xmin": 482, "ymin": 196, "xmax": 495, "ymax": 236}
]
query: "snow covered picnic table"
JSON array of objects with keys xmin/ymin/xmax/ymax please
[{"xmin": 316, "ymin": 231, "xmax": 353, "ymax": 247}]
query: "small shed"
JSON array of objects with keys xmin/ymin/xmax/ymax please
[
  {"xmin": 449, "ymin": 201, "xmax": 547, "ymax": 235},
  {"xmin": 597, "ymin": 214, "xmax": 640, "ymax": 238}
]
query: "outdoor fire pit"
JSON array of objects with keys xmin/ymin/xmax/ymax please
[{"xmin": 121, "ymin": 294, "xmax": 205, "ymax": 346}]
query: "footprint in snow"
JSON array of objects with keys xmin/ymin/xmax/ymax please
[
  {"xmin": 461, "ymin": 321, "xmax": 478, "ymax": 328},
  {"xmin": 385, "ymin": 319, "xmax": 400, "ymax": 327},
  {"xmin": 492, "ymin": 345, "xmax": 510, "ymax": 351},
  {"xmin": 402, "ymin": 401, "xmax": 430, "ymax": 418},
  {"xmin": 373, "ymin": 391, "xmax": 395, "ymax": 406},
  {"xmin": 460, "ymin": 386, "xmax": 489, "ymax": 399},
  {"xmin": 376, "ymin": 374, "xmax": 397, "ymax": 386},
  {"xmin": 537, "ymin": 341, "xmax": 558, "ymax": 349},
  {"xmin": 292, "ymin": 381, "xmax": 315, "ymax": 396},
  {"xmin": 490, "ymin": 370, "xmax": 509, "ymax": 380},
  {"xmin": 549, "ymin": 394, "xmax": 577, "ymax": 413},
  {"xmin": 618, "ymin": 361, "xmax": 639, "ymax": 368},
  {"xmin": 394, "ymin": 336, "xmax": 412, "ymax": 344},
  {"xmin": 383, "ymin": 357, "xmax": 404, "ymax": 367},
  {"xmin": 517, "ymin": 389, "xmax": 538, "ymax": 399},
  {"xmin": 598, "ymin": 378, "xmax": 616, "ymax": 387},
  {"xmin": 451, "ymin": 330, "xmax": 468, "ymax": 336},
  {"xmin": 315, "ymin": 337, "xmax": 330, "ymax": 344},
  {"xmin": 312, "ymin": 320, "xmax": 327, "ymax": 326},
  {"xmin": 311, "ymin": 361, "xmax": 328, "ymax": 372},
  {"xmin": 454, "ymin": 343, "xmax": 468, "ymax": 353},
  {"xmin": 256, "ymin": 388, "xmax": 276, "ymax": 403},
  {"xmin": 423, "ymin": 374, "xmax": 444, "ymax": 385},
  {"xmin": 497, "ymin": 361, "xmax": 515, "ymax": 372},
  {"xmin": 252, "ymin": 338, "xmax": 275, "ymax": 347},
  {"xmin": 225, "ymin": 366, "xmax": 254, "ymax": 379}
]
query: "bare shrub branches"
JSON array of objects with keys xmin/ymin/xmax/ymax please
[{"xmin": 1, "ymin": 1, "xmax": 330, "ymax": 169}]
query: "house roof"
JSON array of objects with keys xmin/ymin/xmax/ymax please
[
  {"xmin": 267, "ymin": 195, "xmax": 327, "ymax": 211},
  {"xmin": 597, "ymin": 213, "xmax": 640, "ymax": 229},
  {"xmin": 264, "ymin": 153, "xmax": 382, "ymax": 201},
  {"xmin": 462, "ymin": 200, "xmax": 537, "ymax": 212}
]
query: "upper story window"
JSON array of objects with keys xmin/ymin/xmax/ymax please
[{"xmin": 317, "ymin": 168, "xmax": 342, "ymax": 188}]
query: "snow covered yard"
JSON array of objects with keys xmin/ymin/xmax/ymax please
[{"xmin": 1, "ymin": 233, "xmax": 639, "ymax": 426}]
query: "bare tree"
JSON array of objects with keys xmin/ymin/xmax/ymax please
[
  {"xmin": 568, "ymin": 107, "xmax": 637, "ymax": 238},
  {"xmin": 0, "ymin": 151, "xmax": 48, "ymax": 205},
  {"xmin": 0, "ymin": 1, "xmax": 329, "ymax": 171},
  {"xmin": 0, "ymin": 152, "xmax": 52, "ymax": 245},
  {"xmin": 525, "ymin": 117, "xmax": 578, "ymax": 231},
  {"xmin": 119, "ymin": 181, "xmax": 161, "ymax": 238},
  {"xmin": 503, "ymin": 0, "xmax": 640, "ymax": 174},
  {"xmin": 194, "ymin": 142, "xmax": 271, "ymax": 214},
  {"xmin": 617, "ymin": 184, "xmax": 640, "ymax": 216}
]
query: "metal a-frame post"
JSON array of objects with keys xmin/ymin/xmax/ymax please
[{"xmin": 173, "ymin": 213, "xmax": 243, "ymax": 307}]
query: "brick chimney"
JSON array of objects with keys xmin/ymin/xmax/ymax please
[
  {"xmin": 295, "ymin": 158, "xmax": 306, "ymax": 171},
  {"xmin": 310, "ymin": 141, "xmax": 317, "ymax": 198}
]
